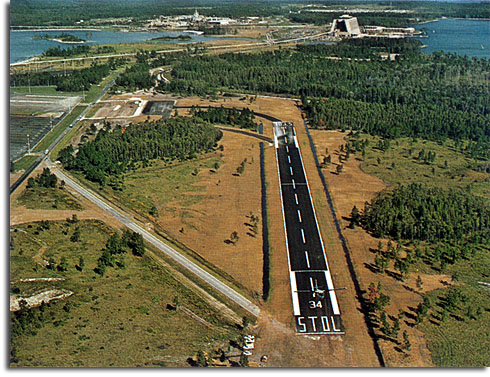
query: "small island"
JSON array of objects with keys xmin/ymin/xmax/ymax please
[
  {"xmin": 32, "ymin": 33, "xmax": 86, "ymax": 44},
  {"xmin": 149, "ymin": 34, "xmax": 192, "ymax": 41}
]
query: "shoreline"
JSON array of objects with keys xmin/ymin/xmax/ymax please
[
  {"xmin": 11, "ymin": 28, "xmax": 100, "ymax": 32},
  {"xmin": 48, "ymin": 38, "xmax": 87, "ymax": 44},
  {"xmin": 10, "ymin": 56, "xmax": 38, "ymax": 66}
]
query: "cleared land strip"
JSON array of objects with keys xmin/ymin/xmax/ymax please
[{"xmin": 47, "ymin": 161, "xmax": 260, "ymax": 317}]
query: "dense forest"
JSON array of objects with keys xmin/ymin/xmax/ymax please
[
  {"xmin": 10, "ymin": 0, "xmax": 286, "ymax": 26},
  {"xmin": 361, "ymin": 183, "xmax": 490, "ymax": 244},
  {"xmin": 115, "ymin": 62, "xmax": 154, "ymax": 92},
  {"xmin": 42, "ymin": 45, "xmax": 91, "ymax": 57},
  {"xmin": 191, "ymin": 106, "xmax": 257, "ymax": 131},
  {"xmin": 57, "ymin": 117, "xmax": 223, "ymax": 186},
  {"xmin": 159, "ymin": 39, "xmax": 490, "ymax": 159},
  {"xmin": 10, "ymin": 0, "xmax": 490, "ymax": 26},
  {"xmin": 10, "ymin": 63, "xmax": 111, "ymax": 92}
]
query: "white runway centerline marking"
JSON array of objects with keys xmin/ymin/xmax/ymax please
[
  {"xmin": 292, "ymin": 179, "xmax": 296, "ymax": 189},
  {"xmin": 301, "ymin": 228, "xmax": 306, "ymax": 244},
  {"xmin": 298, "ymin": 209, "xmax": 302, "ymax": 222},
  {"xmin": 288, "ymin": 155, "xmax": 291, "ymax": 163},
  {"xmin": 295, "ymin": 193, "xmax": 299, "ymax": 205},
  {"xmin": 305, "ymin": 251, "xmax": 310, "ymax": 268},
  {"xmin": 290, "ymin": 166, "xmax": 294, "ymax": 176},
  {"xmin": 310, "ymin": 277, "xmax": 315, "ymax": 291},
  {"xmin": 286, "ymin": 145, "xmax": 289, "ymax": 153}
]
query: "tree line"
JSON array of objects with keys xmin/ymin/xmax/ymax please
[
  {"xmin": 191, "ymin": 106, "xmax": 257, "ymax": 131},
  {"xmin": 57, "ymin": 116, "xmax": 223, "ymax": 186},
  {"xmin": 159, "ymin": 40, "xmax": 489, "ymax": 157},
  {"xmin": 360, "ymin": 183, "xmax": 490, "ymax": 244},
  {"xmin": 11, "ymin": 63, "xmax": 111, "ymax": 92},
  {"xmin": 42, "ymin": 45, "xmax": 90, "ymax": 57}
]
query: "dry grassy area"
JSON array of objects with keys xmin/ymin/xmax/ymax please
[
  {"xmin": 307, "ymin": 129, "xmax": 461, "ymax": 366},
  {"xmin": 174, "ymin": 96, "xmax": 381, "ymax": 366},
  {"xmin": 117, "ymin": 130, "xmax": 265, "ymax": 295}
]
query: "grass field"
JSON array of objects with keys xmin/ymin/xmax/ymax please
[
  {"xmin": 10, "ymin": 86, "xmax": 75, "ymax": 96},
  {"xmin": 358, "ymin": 136, "xmax": 490, "ymax": 198},
  {"xmin": 16, "ymin": 186, "xmax": 83, "ymax": 211},
  {"xmin": 10, "ymin": 219, "xmax": 242, "ymax": 367},
  {"xmin": 418, "ymin": 283, "xmax": 490, "ymax": 367},
  {"xmin": 114, "ymin": 156, "xmax": 221, "ymax": 217},
  {"xmin": 12, "ymin": 155, "xmax": 40, "ymax": 172}
]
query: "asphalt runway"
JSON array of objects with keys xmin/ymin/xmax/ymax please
[{"xmin": 274, "ymin": 122, "xmax": 344, "ymax": 335}]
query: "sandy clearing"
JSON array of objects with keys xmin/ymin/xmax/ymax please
[{"xmin": 10, "ymin": 289, "xmax": 73, "ymax": 312}]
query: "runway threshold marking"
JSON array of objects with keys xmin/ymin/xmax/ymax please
[{"xmin": 290, "ymin": 272, "xmax": 301, "ymax": 315}]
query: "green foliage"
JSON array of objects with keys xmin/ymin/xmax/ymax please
[
  {"xmin": 162, "ymin": 41, "xmax": 490, "ymax": 158},
  {"xmin": 95, "ymin": 229, "xmax": 145, "ymax": 275},
  {"xmin": 238, "ymin": 353, "xmax": 249, "ymax": 367},
  {"xmin": 419, "ymin": 285, "xmax": 490, "ymax": 366},
  {"xmin": 192, "ymin": 106, "xmax": 257, "ymax": 131},
  {"xmin": 362, "ymin": 183, "xmax": 490, "ymax": 243},
  {"xmin": 34, "ymin": 32, "xmax": 85, "ymax": 43},
  {"xmin": 27, "ymin": 168, "xmax": 57, "ymax": 189},
  {"xmin": 10, "ymin": 0, "xmax": 284, "ymax": 26},
  {"xmin": 196, "ymin": 350, "xmax": 207, "ymax": 367},
  {"xmin": 58, "ymin": 117, "xmax": 223, "ymax": 186},
  {"xmin": 115, "ymin": 61, "xmax": 153, "ymax": 91},
  {"xmin": 11, "ymin": 64, "xmax": 111, "ymax": 92},
  {"xmin": 43, "ymin": 45, "xmax": 90, "ymax": 57}
]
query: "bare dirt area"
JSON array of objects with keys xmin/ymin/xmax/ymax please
[
  {"xmin": 10, "ymin": 289, "xmax": 73, "ymax": 312},
  {"xmin": 10, "ymin": 162, "xmax": 126, "ymax": 231},
  {"xmin": 307, "ymin": 129, "xmax": 454, "ymax": 366},
  {"xmin": 10, "ymin": 171, "xmax": 24, "ymax": 186},
  {"xmin": 152, "ymin": 130, "xmax": 265, "ymax": 295}
]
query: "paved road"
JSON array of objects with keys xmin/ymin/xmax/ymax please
[
  {"xmin": 46, "ymin": 162, "xmax": 260, "ymax": 317},
  {"xmin": 9, "ymin": 73, "xmax": 118, "ymax": 195},
  {"xmin": 273, "ymin": 121, "xmax": 344, "ymax": 335}
]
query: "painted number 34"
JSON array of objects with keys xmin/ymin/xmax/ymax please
[{"xmin": 309, "ymin": 300, "xmax": 322, "ymax": 309}]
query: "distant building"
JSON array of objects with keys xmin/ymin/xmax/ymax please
[{"xmin": 329, "ymin": 15, "xmax": 361, "ymax": 37}]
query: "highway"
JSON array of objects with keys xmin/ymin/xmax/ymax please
[
  {"xmin": 273, "ymin": 121, "xmax": 344, "ymax": 335},
  {"xmin": 45, "ymin": 161, "xmax": 260, "ymax": 317},
  {"xmin": 9, "ymin": 73, "xmax": 118, "ymax": 195}
]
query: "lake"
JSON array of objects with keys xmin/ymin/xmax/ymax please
[
  {"xmin": 9, "ymin": 29, "xmax": 249, "ymax": 64},
  {"xmin": 413, "ymin": 18, "xmax": 490, "ymax": 59}
]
